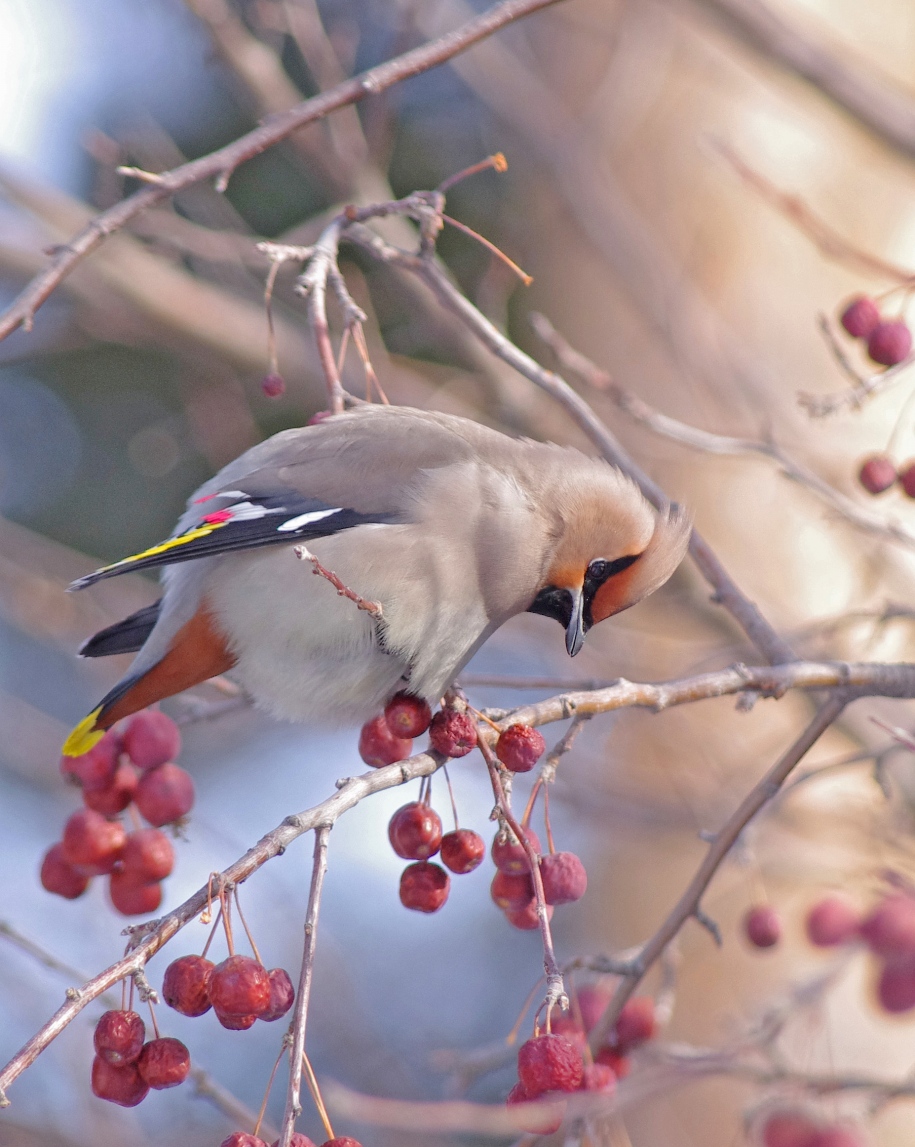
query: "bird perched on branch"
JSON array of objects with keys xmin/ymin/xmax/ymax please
[{"xmin": 62, "ymin": 405, "xmax": 690, "ymax": 756}]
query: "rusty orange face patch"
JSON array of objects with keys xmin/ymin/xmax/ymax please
[{"xmin": 589, "ymin": 559, "xmax": 643, "ymax": 624}]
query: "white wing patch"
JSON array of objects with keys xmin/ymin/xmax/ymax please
[{"xmin": 277, "ymin": 508, "xmax": 340, "ymax": 532}]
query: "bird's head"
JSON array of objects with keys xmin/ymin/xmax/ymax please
[{"xmin": 527, "ymin": 473, "xmax": 691, "ymax": 656}]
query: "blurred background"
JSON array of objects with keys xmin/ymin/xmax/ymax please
[{"xmin": 3, "ymin": 0, "xmax": 915, "ymax": 1144}]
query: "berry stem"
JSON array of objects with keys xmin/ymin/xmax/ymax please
[
  {"xmin": 277, "ymin": 825, "xmax": 331, "ymax": 1147},
  {"xmin": 220, "ymin": 887, "xmax": 236, "ymax": 957},
  {"xmin": 146, "ymin": 996, "xmax": 160, "ymax": 1040},
  {"xmin": 505, "ymin": 975, "xmax": 546, "ymax": 1047},
  {"xmin": 253, "ymin": 1042, "xmax": 287, "ymax": 1140},
  {"xmin": 233, "ymin": 889, "xmax": 264, "ymax": 967},
  {"xmin": 543, "ymin": 786, "xmax": 556, "ymax": 856},
  {"xmin": 301, "ymin": 1050, "xmax": 334, "ymax": 1141},
  {"xmin": 442, "ymin": 764, "xmax": 460, "ymax": 831},
  {"xmin": 478, "ymin": 738, "xmax": 567, "ymax": 1017},
  {"xmin": 200, "ymin": 906, "xmax": 223, "ymax": 961},
  {"xmin": 520, "ymin": 779, "xmax": 541, "ymax": 830}
]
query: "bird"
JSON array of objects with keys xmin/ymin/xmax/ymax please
[{"xmin": 62, "ymin": 404, "xmax": 691, "ymax": 756}]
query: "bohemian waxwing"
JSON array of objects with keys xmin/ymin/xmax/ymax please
[{"xmin": 62, "ymin": 405, "xmax": 690, "ymax": 755}]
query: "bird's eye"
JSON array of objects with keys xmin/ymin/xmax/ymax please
[{"xmin": 588, "ymin": 554, "xmax": 639, "ymax": 584}]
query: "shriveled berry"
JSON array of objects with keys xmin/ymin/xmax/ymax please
[
  {"xmin": 259, "ymin": 968, "xmax": 295, "ymax": 1022},
  {"xmin": 40, "ymin": 843, "xmax": 90, "ymax": 899},
  {"xmin": 270, "ymin": 1136, "xmax": 318, "ymax": 1147},
  {"xmin": 60, "ymin": 731, "xmax": 120, "ymax": 790},
  {"xmin": 540, "ymin": 851, "xmax": 587, "ymax": 905},
  {"xmin": 428, "ymin": 709, "xmax": 477, "ymax": 758},
  {"xmin": 220, "ymin": 1135, "xmax": 268, "ymax": 1147},
  {"xmin": 108, "ymin": 873, "xmax": 162, "ymax": 916},
  {"xmin": 549, "ymin": 1014, "xmax": 587, "ymax": 1052},
  {"xmin": 358, "ymin": 714, "xmax": 412, "ymax": 768},
  {"xmin": 388, "ymin": 802, "xmax": 442, "ymax": 860},
  {"xmin": 321, "ymin": 1140, "xmax": 364, "ymax": 1147},
  {"xmin": 62, "ymin": 809, "xmax": 126, "ymax": 875},
  {"xmin": 594, "ymin": 1046, "xmax": 630, "ymax": 1078},
  {"xmin": 858, "ymin": 455, "xmax": 897, "ymax": 495},
  {"xmin": 518, "ymin": 1033, "xmax": 584, "ymax": 1096},
  {"xmin": 868, "ymin": 319, "xmax": 912, "ymax": 366},
  {"xmin": 83, "ymin": 764, "xmax": 138, "ymax": 815},
  {"xmin": 491, "ymin": 869, "xmax": 534, "ymax": 910},
  {"xmin": 506, "ymin": 1081, "xmax": 565, "ymax": 1134},
  {"xmin": 216, "ymin": 1009, "xmax": 257, "ymax": 1030},
  {"xmin": 134, "ymin": 762, "xmax": 194, "ymax": 826},
  {"xmin": 899, "ymin": 460, "xmax": 915, "ymax": 498},
  {"xmin": 440, "ymin": 829, "xmax": 485, "ymax": 873},
  {"xmin": 876, "ymin": 955, "xmax": 915, "ymax": 1013},
  {"xmin": 760, "ymin": 1110, "xmax": 820, "ymax": 1147},
  {"xmin": 491, "ymin": 827, "xmax": 541, "ymax": 875},
  {"xmin": 860, "ymin": 894, "xmax": 915, "ymax": 958},
  {"xmin": 120, "ymin": 828, "xmax": 174, "ymax": 883},
  {"xmin": 210, "ymin": 955, "xmax": 271, "ymax": 1017},
  {"xmin": 612, "ymin": 996, "xmax": 656, "ymax": 1051},
  {"xmin": 805, "ymin": 896, "xmax": 860, "ymax": 947},
  {"xmin": 137, "ymin": 1036, "xmax": 190, "ymax": 1089},
  {"xmin": 91, "ymin": 1054, "xmax": 149, "ymax": 1107},
  {"xmin": 576, "ymin": 984, "xmax": 611, "ymax": 1032},
  {"xmin": 496, "ymin": 724, "xmax": 546, "ymax": 773},
  {"xmin": 744, "ymin": 904, "xmax": 781, "ymax": 949},
  {"xmin": 122, "ymin": 710, "xmax": 181, "ymax": 771},
  {"xmin": 94, "ymin": 1010, "xmax": 145, "ymax": 1066},
  {"xmin": 163, "ymin": 954, "xmax": 214, "ymax": 1017},
  {"xmin": 581, "ymin": 1062, "xmax": 616, "ymax": 1093},
  {"xmin": 261, "ymin": 372, "xmax": 286, "ymax": 398},
  {"xmin": 505, "ymin": 899, "xmax": 552, "ymax": 930},
  {"xmin": 840, "ymin": 296, "xmax": 880, "ymax": 339},
  {"xmin": 384, "ymin": 692, "xmax": 432, "ymax": 738},
  {"xmin": 399, "ymin": 861, "xmax": 450, "ymax": 912}
]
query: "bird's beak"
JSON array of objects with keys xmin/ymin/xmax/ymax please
[{"xmin": 565, "ymin": 587, "xmax": 585, "ymax": 657}]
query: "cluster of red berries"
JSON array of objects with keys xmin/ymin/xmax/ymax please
[
  {"xmin": 857, "ymin": 454, "xmax": 915, "ymax": 497},
  {"xmin": 506, "ymin": 987, "xmax": 657, "ymax": 1134},
  {"xmin": 490, "ymin": 824, "xmax": 588, "ymax": 931},
  {"xmin": 221, "ymin": 1135, "xmax": 362, "ymax": 1147},
  {"xmin": 42, "ymin": 710, "xmax": 193, "ymax": 915},
  {"xmin": 839, "ymin": 295, "xmax": 912, "ymax": 367},
  {"xmin": 358, "ymin": 693, "xmax": 480, "ymax": 768},
  {"xmin": 759, "ymin": 1109, "xmax": 866, "ymax": 1147},
  {"xmin": 387, "ymin": 797, "xmax": 486, "ymax": 913},
  {"xmin": 91, "ymin": 1008, "xmax": 190, "ymax": 1107},
  {"xmin": 162, "ymin": 951, "xmax": 294, "ymax": 1030}
]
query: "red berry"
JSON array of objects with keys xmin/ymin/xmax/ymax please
[
  {"xmin": 440, "ymin": 829, "xmax": 485, "ymax": 873},
  {"xmin": 761, "ymin": 1110, "xmax": 820, "ymax": 1147},
  {"xmin": 876, "ymin": 955, "xmax": 915, "ymax": 1013},
  {"xmin": 428, "ymin": 709, "xmax": 477, "ymax": 758},
  {"xmin": 506, "ymin": 1081, "xmax": 566, "ymax": 1134},
  {"xmin": 505, "ymin": 899, "xmax": 552, "ymax": 930},
  {"xmin": 163, "ymin": 954, "xmax": 214, "ymax": 1016},
  {"xmin": 612, "ymin": 996, "xmax": 656, "ymax": 1051},
  {"xmin": 860, "ymin": 894, "xmax": 915, "ymax": 958},
  {"xmin": 518, "ymin": 1033, "xmax": 584, "ymax": 1096},
  {"xmin": 581, "ymin": 1062, "xmax": 616, "ymax": 1093},
  {"xmin": 744, "ymin": 904, "xmax": 782, "ymax": 949},
  {"xmin": 260, "ymin": 968, "xmax": 295, "ymax": 1022},
  {"xmin": 94, "ymin": 1010, "xmax": 145, "ymax": 1066},
  {"xmin": 83, "ymin": 763, "xmax": 138, "ymax": 815},
  {"xmin": 91, "ymin": 1054, "xmax": 149, "ymax": 1107},
  {"xmin": 134, "ymin": 762, "xmax": 194, "ymax": 826},
  {"xmin": 496, "ymin": 724, "xmax": 546, "ymax": 773},
  {"xmin": 491, "ymin": 827, "xmax": 541, "ymax": 875},
  {"xmin": 594, "ymin": 1046, "xmax": 630, "ymax": 1077},
  {"xmin": 270, "ymin": 1137, "xmax": 318, "ymax": 1147},
  {"xmin": 357, "ymin": 714, "xmax": 412, "ymax": 768},
  {"xmin": 898, "ymin": 460, "xmax": 915, "ymax": 498},
  {"xmin": 121, "ymin": 828, "xmax": 175, "ymax": 883},
  {"xmin": 220, "ymin": 1135, "xmax": 268, "ymax": 1147},
  {"xmin": 399, "ymin": 861, "xmax": 450, "ymax": 912},
  {"xmin": 858, "ymin": 455, "xmax": 897, "ymax": 495},
  {"xmin": 122, "ymin": 710, "xmax": 181, "ymax": 770},
  {"xmin": 40, "ymin": 843, "xmax": 90, "ymax": 899},
  {"xmin": 809, "ymin": 1127, "xmax": 867, "ymax": 1147},
  {"xmin": 387, "ymin": 802, "xmax": 443, "ymax": 860},
  {"xmin": 839, "ymin": 296, "xmax": 881, "ymax": 339},
  {"xmin": 216, "ymin": 1009, "xmax": 257, "ymax": 1030},
  {"xmin": 805, "ymin": 896, "xmax": 860, "ymax": 947},
  {"xmin": 209, "ymin": 955, "xmax": 271, "ymax": 1017},
  {"xmin": 540, "ymin": 851, "xmax": 587, "ymax": 905},
  {"xmin": 384, "ymin": 692, "xmax": 432, "ymax": 737},
  {"xmin": 491, "ymin": 869, "xmax": 534, "ymax": 910},
  {"xmin": 137, "ymin": 1036, "xmax": 190, "ymax": 1089},
  {"xmin": 60, "ymin": 731, "xmax": 120, "ymax": 790},
  {"xmin": 549, "ymin": 1014, "xmax": 587, "ymax": 1052},
  {"xmin": 576, "ymin": 985, "xmax": 611, "ymax": 1032},
  {"xmin": 61, "ymin": 809, "xmax": 126, "ymax": 875},
  {"xmin": 868, "ymin": 319, "xmax": 912, "ymax": 366},
  {"xmin": 321, "ymin": 1140, "xmax": 364, "ymax": 1147},
  {"xmin": 108, "ymin": 873, "xmax": 163, "ymax": 916},
  {"xmin": 261, "ymin": 372, "xmax": 286, "ymax": 398}
]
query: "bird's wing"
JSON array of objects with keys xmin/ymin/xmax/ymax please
[{"xmin": 79, "ymin": 601, "xmax": 162, "ymax": 656}]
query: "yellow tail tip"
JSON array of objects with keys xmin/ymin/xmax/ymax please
[{"xmin": 61, "ymin": 708, "xmax": 105, "ymax": 757}]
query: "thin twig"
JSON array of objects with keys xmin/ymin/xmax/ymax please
[
  {"xmin": 803, "ymin": 314, "xmax": 915, "ymax": 416},
  {"xmin": 294, "ymin": 544, "xmax": 384, "ymax": 618},
  {"xmin": 279, "ymin": 825, "xmax": 331, "ymax": 1147}
]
